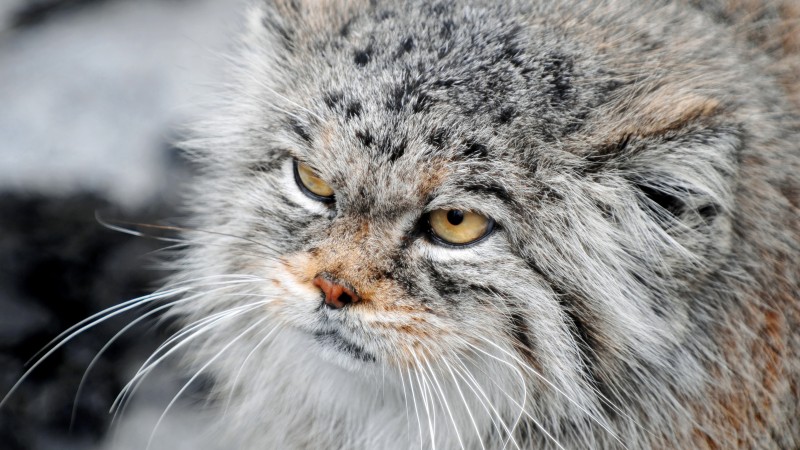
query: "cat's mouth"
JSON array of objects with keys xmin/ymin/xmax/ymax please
[{"xmin": 313, "ymin": 328, "xmax": 376, "ymax": 363}]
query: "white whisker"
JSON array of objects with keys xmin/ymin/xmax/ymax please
[
  {"xmin": 146, "ymin": 316, "xmax": 270, "ymax": 450},
  {"xmin": 471, "ymin": 336, "xmax": 625, "ymax": 447},
  {"xmin": 222, "ymin": 323, "xmax": 282, "ymax": 415},
  {"xmin": 410, "ymin": 351, "xmax": 437, "ymax": 449},
  {"xmin": 441, "ymin": 356, "xmax": 486, "ymax": 450},
  {"xmin": 451, "ymin": 354, "xmax": 520, "ymax": 450},
  {"xmin": 112, "ymin": 300, "xmax": 269, "ymax": 417},
  {"xmin": 406, "ymin": 366, "xmax": 425, "ymax": 450},
  {"xmin": 419, "ymin": 350, "xmax": 465, "ymax": 450}
]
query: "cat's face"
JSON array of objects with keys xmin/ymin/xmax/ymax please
[{"xmin": 179, "ymin": 0, "xmax": 749, "ymax": 441}]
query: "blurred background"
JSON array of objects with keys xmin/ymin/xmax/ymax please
[{"xmin": 0, "ymin": 1, "xmax": 241, "ymax": 448}]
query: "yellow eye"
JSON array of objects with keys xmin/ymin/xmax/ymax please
[
  {"xmin": 429, "ymin": 209, "xmax": 494, "ymax": 245},
  {"xmin": 295, "ymin": 161, "xmax": 335, "ymax": 201}
]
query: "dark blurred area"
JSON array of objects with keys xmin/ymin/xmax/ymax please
[
  {"xmin": 0, "ymin": 192, "xmax": 175, "ymax": 450},
  {"xmin": 0, "ymin": 0, "xmax": 236, "ymax": 448},
  {"xmin": 9, "ymin": 0, "xmax": 109, "ymax": 29}
]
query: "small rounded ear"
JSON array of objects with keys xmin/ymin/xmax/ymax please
[
  {"xmin": 250, "ymin": 0, "xmax": 370, "ymax": 51},
  {"xmin": 581, "ymin": 86, "xmax": 740, "ymax": 230}
]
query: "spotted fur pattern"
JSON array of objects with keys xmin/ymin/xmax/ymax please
[{"xmin": 172, "ymin": 0, "xmax": 800, "ymax": 448}]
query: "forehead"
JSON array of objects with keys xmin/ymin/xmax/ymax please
[{"xmin": 280, "ymin": 2, "xmax": 603, "ymax": 202}]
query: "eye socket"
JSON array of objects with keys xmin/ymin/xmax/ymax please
[
  {"xmin": 428, "ymin": 209, "xmax": 494, "ymax": 246},
  {"xmin": 294, "ymin": 160, "xmax": 335, "ymax": 202}
]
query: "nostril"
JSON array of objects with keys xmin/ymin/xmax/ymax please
[{"xmin": 339, "ymin": 292, "xmax": 352, "ymax": 305}]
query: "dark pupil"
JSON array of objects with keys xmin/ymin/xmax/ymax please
[{"xmin": 446, "ymin": 210, "xmax": 465, "ymax": 226}]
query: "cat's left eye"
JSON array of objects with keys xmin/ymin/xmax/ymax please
[
  {"xmin": 294, "ymin": 160, "xmax": 335, "ymax": 202},
  {"xmin": 428, "ymin": 209, "xmax": 494, "ymax": 246}
]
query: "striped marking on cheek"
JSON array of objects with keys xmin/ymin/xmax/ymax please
[{"xmin": 509, "ymin": 312, "xmax": 542, "ymax": 372}]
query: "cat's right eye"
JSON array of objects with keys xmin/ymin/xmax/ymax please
[{"xmin": 294, "ymin": 160, "xmax": 335, "ymax": 203}]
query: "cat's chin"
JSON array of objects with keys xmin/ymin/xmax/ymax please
[{"xmin": 310, "ymin": 327, "xmax": 378, "ymax": 372}]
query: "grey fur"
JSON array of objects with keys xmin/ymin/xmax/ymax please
[{"xmin": 170, "ymin": 0, "xmax": 800, "ymax": 448}]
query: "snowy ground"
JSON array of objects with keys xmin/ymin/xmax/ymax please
[{"xmin": 0, "ymin": 1, "xmax": 243, "ymax": 449}]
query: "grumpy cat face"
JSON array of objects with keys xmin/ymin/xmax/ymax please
[{"xmin": 166, "ymin": 0, "xmax": 800, "ymax": 448}]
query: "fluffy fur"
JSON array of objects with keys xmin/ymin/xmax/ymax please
[{"xmin": 170, "ymin": 0, "xmax": 800, "ymax": 448}]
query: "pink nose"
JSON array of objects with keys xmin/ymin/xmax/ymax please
[{"xmin": 313, "ymin": 276, "xmax": 360, "ymax": 309}]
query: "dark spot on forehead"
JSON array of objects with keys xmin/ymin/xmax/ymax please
[
  {"xmin": 463, "ymin": 141, "xmax": 488, "ymax": 158},
  {"xmin": 440, "ymin": 19, "xmax": 456, "ymax": 39},
  {"xmin": 430, "ymin": 2, "xmax": 448, "ymax": 15},
  {"xmin": 432, "ymin": 77, "xmax": 456, "ymax": 88},
  {"xmin": 356, "ymin": 129, "xmax": 374, "ymax": 148},
  {"xmin": 387, "ymin": 74, "xmax": 434, "ymax": 114},
  {"xmin": 413, "ymin": 93, "xmax": 433, "ymax": 113},
  {"xmin": 323, "ymin": 91, "xmax": 344, "ymax": 109},
  {"xmin": 377, "ymin": 9, "xmax": 394, "ymax": 21},
  {"xmin": 401, "ymin": 36, "xmax": 414, "ymax": 52},
  {"xmin": 345, "ymin": 102, "xmax": 362, "ymax": 119},
  {"xmin": 393, "ymin": 36, "xmax": 416, "ymax": 60},
  {"xmin": 496, "ymin": 106, "xmax": 516, "ymax": 124},
  {"xmin": 387, "ymin": 76, "xmax": 418, "ymax": 112},
  {"xmin": 339, "ymin": 18, "xmax": 353, "ymax": 37},
  {"xmin": 495, "ymin": 26, "xmax": 524, "ymax": 64},
  {"xmin": 379, "ymin": 135, "xmax": 407, "ymax": 161},
  {"xmin": 428, "ymin": 128, "xmax": 448, "ymax": 150},
  {"xmin": 354, "ymin": 47, "xmax": 373, "ymax": 66}
]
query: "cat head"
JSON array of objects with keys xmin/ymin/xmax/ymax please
[{"xmin": 177, "ymin": 0, "xmax": 761, "ymax": 442}]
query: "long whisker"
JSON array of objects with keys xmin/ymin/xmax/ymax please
[
  {"xmin": 31, "ymin": 275, "xmax": 262, "ymax": 367},
  {"xmin": 397, "ymin": 367, "xmax": 412, "ymax": 447},
  {"xmin": 146, "ymin": 316, "xmax": 271, "ymax": 450},
  {"xmin": 68, "ymin": 280, "xmax": 259, "ymax": 429},
  {"xmin": 96, "ymin": 214, "xmax": 282, "ymax": 255},
  {"xmin": 451, "ymin": 354, "xmax": 520, "ymax": 450},
  {"xmin": 222, "ymin": 322, "xmax": 283, "ymax": 415},
  {"xmin": 27, "ymin": 286, "xmax": 187, "ymax": 365},
  {"xmin": 70, "ymin": 296, "xmax": 188, "ymax": 431},
  {"xmin": 470, "ymin": 336, "xmax": 624, "ymax": 447},
  {"xmin": 420, "ymin": 351, "xmax": 465, "ymax": 450},
  {"xmin": 441, "ymin": 356, "xmax": 486, "ymax": 450},
  {"xmin": 406, "ymin": 366, "xmax": 424, "ymax": 450},
  {"xmin": 107, "ymin": 300, "xmax": 270, "ymax": 446},
  {"xmin": 456, "ymin": 344, "xmax": 565, "ymax": 450},
  {"xmin": 0, "ymin": 285, "xmax": 206, "ymax": 409},
  {"xmin": 111, "ymin": 300, "xmax": 269, "ymax": 417},
  {"xmin": 410, "ymin": 351, "xmax": 437, "ymax": 450}
]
